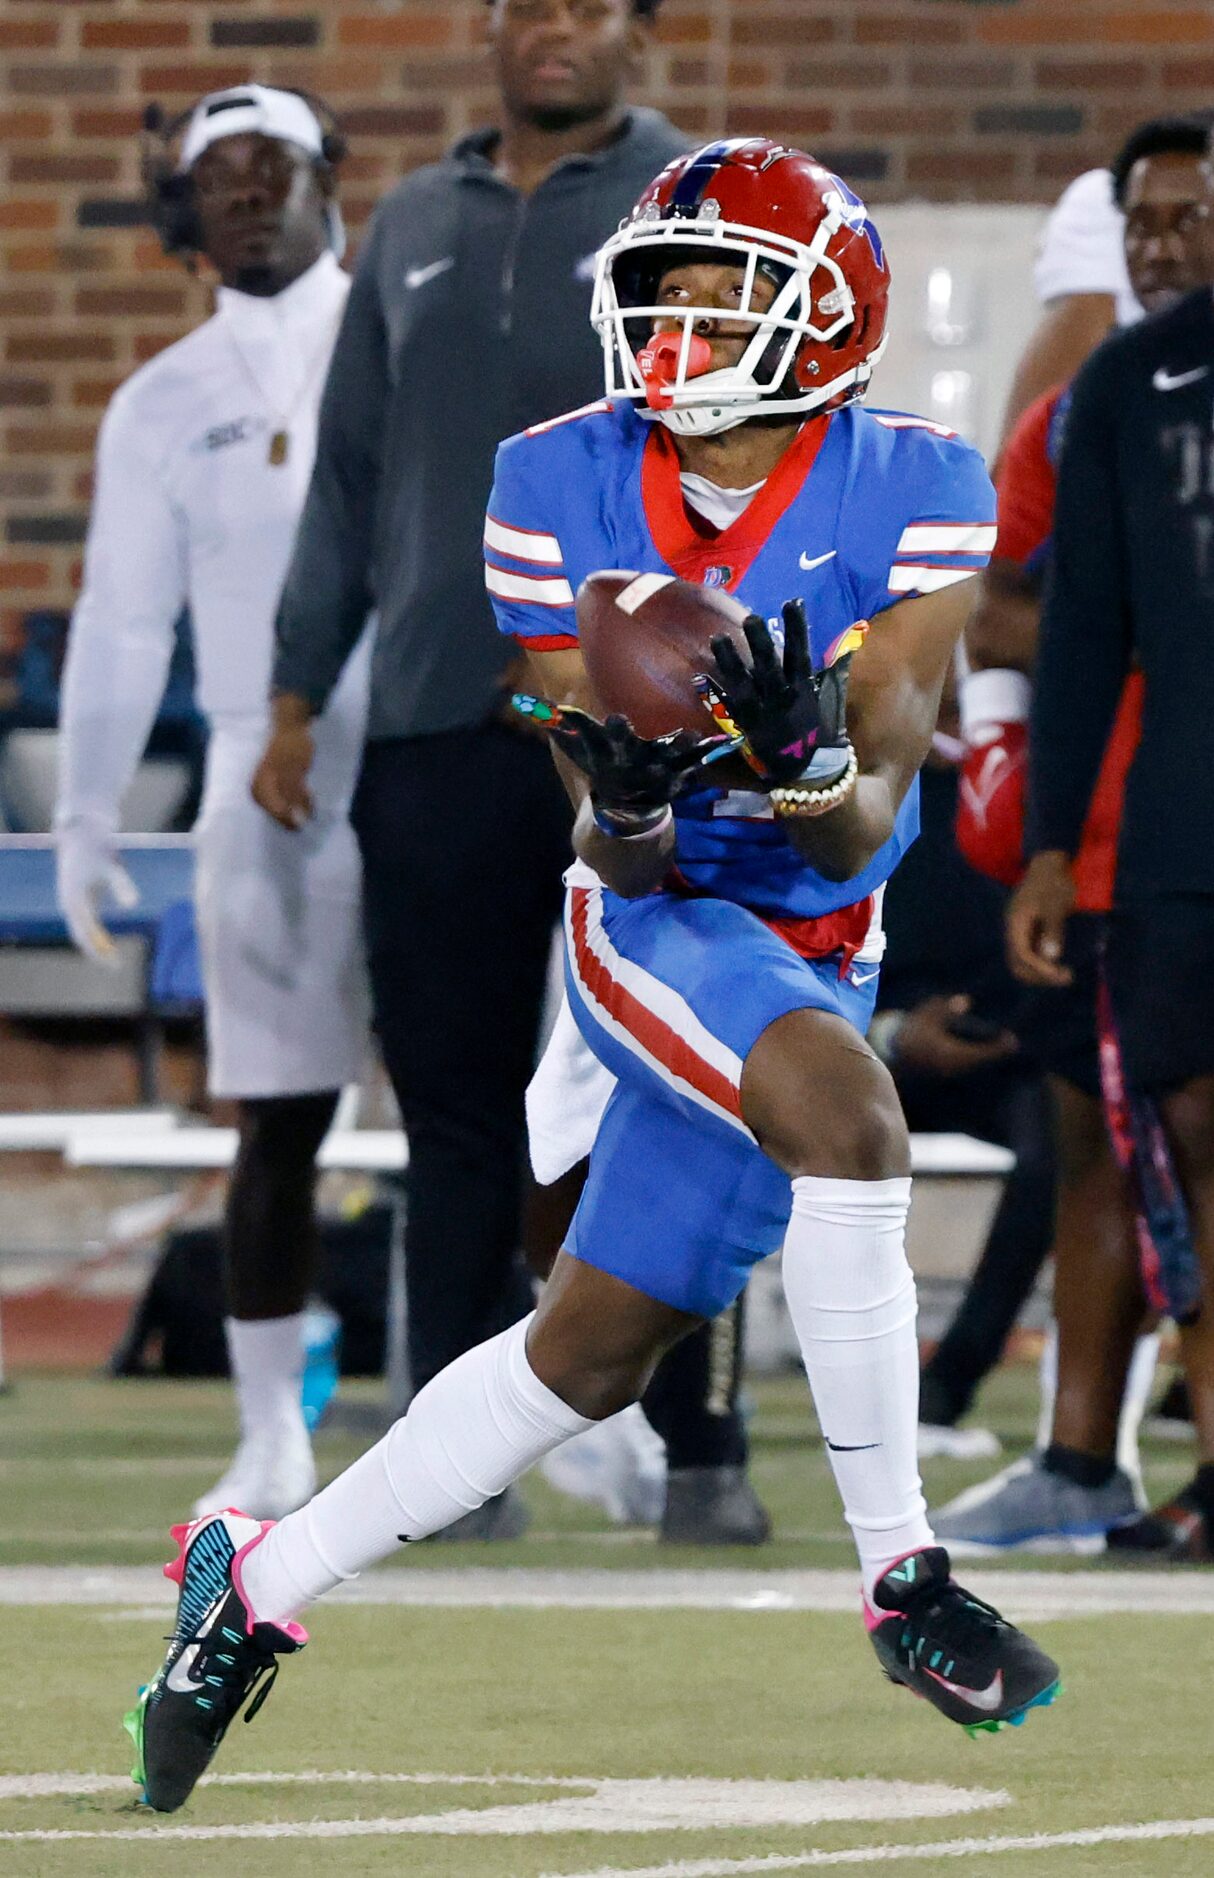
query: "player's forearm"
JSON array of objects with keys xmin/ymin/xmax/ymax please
[
  {"xmin": 779, "ymin": 772, "xmax": 897, "ymax": 882},
  {"xmin": 572, "ymin": 797, "xmax": 675, "ymax": 899}
]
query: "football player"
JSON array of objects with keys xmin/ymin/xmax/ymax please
[
  {"xmin": 127, "ymin": 141, "xmax": 1058, "ymax": 1812},
  {"xmin": 56, "ymin": 87, "xmax": 370, "ymax": 1522}
]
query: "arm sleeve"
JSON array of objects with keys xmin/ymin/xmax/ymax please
[
  {"xmin": 271, "ymin": 212, "xmax": 387, "ymax": 708},
  {"xmin": 992, "ymin": 389, "xmax": 1059, "ymax": 572},
  {"xmin": 849, "ymin": 422, "xmax": 997, "ymax": 631},
  {"xmin": 55, "ymin": 395, "xmax": 186, "ymax": 830},
  {"xmin": 483, "ymin": 435, "xmax": 578, "ymax": 651},
  {"xmin": 1025, "ymin": 349, "xmax": 1132, "ymax": 857},
  {"xmin": 1033, "ymin": 168, "xmax": 1130, "ymax": 306}
]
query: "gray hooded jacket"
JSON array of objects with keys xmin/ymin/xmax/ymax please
[{"xmin": 272, "ymin": 108, "xmax": 690, "ymax": 741}]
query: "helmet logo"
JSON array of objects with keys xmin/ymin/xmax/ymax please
[
  {"xmin": 823, "ymin": 174, "xmax": 885, "ymax": 269},
  {"xmin": 700, "ymin": 198, "xmax": 722, "ymax": 223}
]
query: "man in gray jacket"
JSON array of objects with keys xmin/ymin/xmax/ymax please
[{"xmin": 255, "ymin": 0, "xmax": 769, "ymax": 1541}]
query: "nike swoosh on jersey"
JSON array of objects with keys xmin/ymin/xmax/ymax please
[
  {"xmin": 924, "ymin": 1665, "xmax": 1005, "ymax": 1712},
  {"xmin": 404, "ymin": 257, "xmax": 455, "ymax": 291},
  {"xmin": 799, "ymin": 549, "xmax": 838, "ymax": 572},
  {"xmin": 1153, "ymin": 365, "xmax": 1209, "ymax": 392},
  {"xmin": 850, "ymin": 968, "xmax": 880, "ymax": 986}
]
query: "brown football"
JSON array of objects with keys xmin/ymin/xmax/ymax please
[{"xmin": 575, "ymin": 569, "xmax": 752, "ymax": 741}]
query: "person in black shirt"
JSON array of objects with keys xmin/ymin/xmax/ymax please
[{"xmin": 1012, "ymin": 129, "xmax": 1214, "ymax": 1558}]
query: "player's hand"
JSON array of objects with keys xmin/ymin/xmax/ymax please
[
  {"xmin": 252, "ymin": 716, "xmax": 315, "ymax": 830},
  {"xmin": 1006, "ymin": 850, "xmax": 1076, "ymax": 987},
  {"xmin": 514, "ymin": 695, "xmax": 733, "ymax": 821},
  {"xmin": 699, "ymin": 599, "xmax": 851, "ymax": 787},
  {"xmin": 893, "ymin": 994, "xmax": 1019, "ymax": 1079},
  {"xmin": 55, "ymin": 816, "xmax": 140, "ymax": 967}
]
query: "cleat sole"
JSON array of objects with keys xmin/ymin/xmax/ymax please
[{"xmin": 965, "ymin": 1677, "xmax": 1063, "ymax": 1738}]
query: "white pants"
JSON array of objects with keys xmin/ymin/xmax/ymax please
[{"xmin": 195, "ymin": 647, "xmax": 371, "ymax": 1101}]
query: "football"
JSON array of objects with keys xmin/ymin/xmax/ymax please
[{"xmin": 575, "ymin": 570, "xmax": 752, "ymax": 741}]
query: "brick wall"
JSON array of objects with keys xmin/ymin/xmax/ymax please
[{"xmin": 2, "ymin": 0, "xmax": 1211, "ymax": 634}]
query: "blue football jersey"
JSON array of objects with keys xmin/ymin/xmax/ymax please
[{"xmin": 485, "ymin": 398, "xmax": 995, "ymax": 920}]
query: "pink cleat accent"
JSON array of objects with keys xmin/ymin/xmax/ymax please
[{"xmin": 231, "ymin": 1525, "xmax": 309, "ymax": 1647}]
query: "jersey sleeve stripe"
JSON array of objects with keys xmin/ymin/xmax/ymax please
[
  {"xmin": 888, "ymin": 564, "xmax": 978, "ymax": 594},
  {"xmin": 896, "ymin": 523, "xmax": 998, "ymax": 555},
  {"xmin": 873, "ymin": 413, "xmax": 957, "ymax": 438},
  {"xmin": 484, "ymin": 515, "xmax": 564, "ymax": 566},
  {"xmin": 484, "ymin": 564, "xmax": 575, "ymax": 607}
]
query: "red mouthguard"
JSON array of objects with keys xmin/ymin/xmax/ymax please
[{"xmin": 636, "ymin": 331, "xmax": 714, "ymax": 409}]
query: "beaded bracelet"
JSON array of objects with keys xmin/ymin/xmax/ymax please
[{"xmin": 770, "ymin": 744, "xmax": 859, "ymax": 819}]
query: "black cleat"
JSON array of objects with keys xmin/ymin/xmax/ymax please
[
  {"xmin": 124, "ymin": 1511, "xmax": 305, "ymax": 1813},
  {"xmin": 660, "ymin": 1466, "xmax": 772, "ymax": 1545},
  {"xmin": 1106, "ymin": 1484, "xmax": 1212, "ymax": 1562},
  {"xmin": 866, "ymin": 1546, "xmax": 1061, "ymax": 1735}
]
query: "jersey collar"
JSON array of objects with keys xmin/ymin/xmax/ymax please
[{"xmin": 640, "ymin": 415, "xmax": 831, "ymax": 592}]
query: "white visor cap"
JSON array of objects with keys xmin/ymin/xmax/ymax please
[{"xmin": 178, "ymin": 84, "xmax": 325, "ymax": 171}]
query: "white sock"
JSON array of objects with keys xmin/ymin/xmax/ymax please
[
  {"xmin": 781, "ymin": 1175, "xmax": 932, "ymax": 1601},
  {"xmin": 225, "ymin": 1314, "xmax": 308, "ymax": 1445},
  {"xmin": 1116, "ymin": 1330, "xmax": 1161, "ymax": 1486},
  {"xmin": 1035, "ymin": 1320, "xmax": 1058, "ymax": 1453},
  {"xmin": 240, "ymin": 1314, "xmax": 593, "ymax": 1623}
]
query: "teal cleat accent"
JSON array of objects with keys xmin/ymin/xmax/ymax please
[{"xmin": 965, "ymin": 1677, "xmax": 1063, "ymax": 1737}]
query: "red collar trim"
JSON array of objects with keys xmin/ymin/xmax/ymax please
[{"xmin": 640, "ymin": 416, "xmax": 830, "ymax": 593}]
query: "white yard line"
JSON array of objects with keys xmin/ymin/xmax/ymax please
[
  {"xmin": 553, "ymin": 1818, "xmax": 1214, "ymax": 1876},
  {"xmin": 3, "ymin": 1563, "xmax": 1214, "ymax": 1617},
  {"xmin": 0, "ymin": 1776, "xmax": 1008, "ymax": 1841}
]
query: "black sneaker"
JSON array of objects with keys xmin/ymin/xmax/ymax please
[
  {"xmin": 1106, "ymin": 1484, "xmax": 1212, "ymax": 1562},
  {"xmin": 660, "ymin": 1466, "xmax": 772, "ymax": 1545},
  {"xmin": 866, "ymin": 1546, "xmax": 1061, "ymax": 1735},
  {"xmin": 124, "ymin": 1511, "xmax": 306, "ymax": 1812}
]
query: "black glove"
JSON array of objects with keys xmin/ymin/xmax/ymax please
[
  {"xmin": 699, "ymin": 599, "xmax": 851, "ymax": 787},
  {"xmin": 514, "ymin": 696, "xmax": 733, "ymax": 831}
]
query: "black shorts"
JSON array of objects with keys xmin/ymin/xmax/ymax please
[
  {"xmin": 1014, "ymin": 911, "xmax": 1103, "ymax": 1099},
  {"xmin": 1104, "ymin": 893, "xmax": 1214, "ymax": 1093}
]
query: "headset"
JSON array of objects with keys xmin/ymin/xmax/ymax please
[{"xmin": 141, "ymin": 88, "xmax": 348, "ymax": 260}]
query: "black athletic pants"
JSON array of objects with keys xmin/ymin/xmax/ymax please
[
  {"xmin": 900, "ymin": 1065, "xmax": 1057, "ymax": 1427},
  {"xmin": 353, "ymin": 724, "xmax": 571, "ymax": 1394}
]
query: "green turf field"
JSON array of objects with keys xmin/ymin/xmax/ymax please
[{"xmin": 1, "ymin": 1365, "xmax": 1211, "ymax": 1876}]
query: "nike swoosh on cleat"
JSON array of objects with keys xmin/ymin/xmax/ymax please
[
  {"xmin": 825, "ymin": 1438, "xmax": 880, "ymax": 1452},
  {"xmin": 1153, "ymin": 365, "xmax": 1208, "ymax": 392},
  {"xmin": 404, "ymin": 257, "xmax": 455, "ymax": 291},
  {"xmin": 925, "ymin": 1665, "xmax": 1005, "ymax": 1712},
  {"xmin": 799, "ymin": 549, "xmax": 837, "ymax": 572}
]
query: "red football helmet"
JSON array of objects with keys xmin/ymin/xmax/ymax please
[{"xmin": 591, "ymin": 138, "xmax": 891, "ymax": 436}]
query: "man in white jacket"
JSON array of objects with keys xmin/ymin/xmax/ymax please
[{"xmin": 55, "ymin": 86, "xmax": 370, "ymax": 1519}]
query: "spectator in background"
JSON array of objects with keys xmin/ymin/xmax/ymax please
[
  {"xmin": 55, "ymin": 88, "xmax": 370, "ymax": 1522},
  {"xmin": 998, "ymin": 152, "xmax": 1140, "ymax": 452},
  {"xmin": 933, "ymin": 118, "xmax": 1213, "ymax": 1555},
  {"xmin": 1008, "ymin": 123, "xmax": 1214, "ymax": 1561},
  {"xmin": 255, "ymin": 2, "xmax": 766, "ymax": 1542}
]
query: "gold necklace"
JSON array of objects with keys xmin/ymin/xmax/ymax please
[{"xmin": 223, "ymin": 303, "xmax": 342, "ymax": 468}]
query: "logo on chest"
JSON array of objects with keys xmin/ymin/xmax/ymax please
[
  {"xmin": 193, "ymin": 415, "xmax": 266, "ymax": 455},
  {"xmin": 701, "ymin": 564, "xmax": 733, "ymax": 589}
]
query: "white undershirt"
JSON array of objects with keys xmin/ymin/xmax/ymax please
[{"xmin": 679, "ymin": 470, "xmax": 766, "ymax": 532}]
